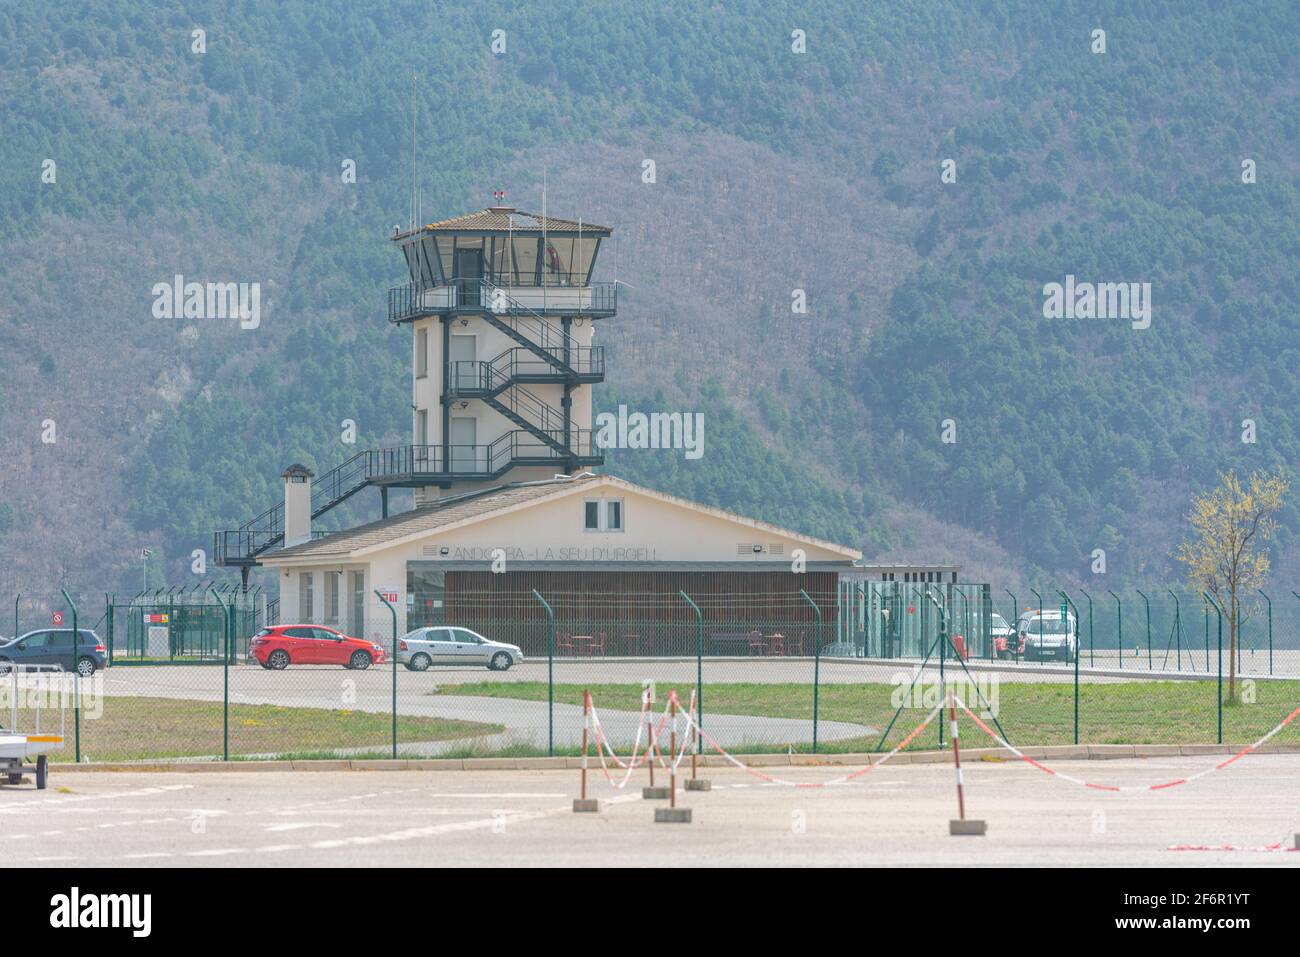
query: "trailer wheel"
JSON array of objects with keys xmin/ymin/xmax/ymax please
[{"xmin": 35, "ymin": 755, "xmax": 48, "ymax": 790}]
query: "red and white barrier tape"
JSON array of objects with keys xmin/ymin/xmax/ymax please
[
  {"xmin": 667, "ymin": 692, "xmax": 693, "ymax": 773},
  {"xmin": 1168, "ymin": 842, "xmax": 1300, "ymax": 853},
  {"xmin": 954, "ymin": 696, "xmax": 1300, "ymax": 793},
  {"xmin": 589, "ymin": 699, "xmax": 648, "ymax": 787},
  {"xmin": 588, "ymin": 695, "xmax": 676, "ymax": 788},
  {"xmin": 674, "ymin": 697, "xmax": 945, "ymax": 788}
]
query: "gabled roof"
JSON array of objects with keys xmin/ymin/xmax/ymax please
[
  {"xmin": 260, "ymin": 473, "xmax": 861, "ymax": 564},
  {"xmin": 265, "ymin": 475, "xmax": 602, "ymax": 561},
  {"xmin": 392, "ymin": 208, "xmax": 611, "ymax": 241}
]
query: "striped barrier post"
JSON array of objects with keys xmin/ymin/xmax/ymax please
[
  {"xmin": 573, "ymin": 689, "xmax": 598, "ymax": 812},
  {"xmin": 685, "ymin": 688, "xmax": 711, "ymax": 791},
  {"xmin": 655, "ymin": 696, "xmax": 696, "ymax": 821},
  {"xmin": 655, "ymin": 691, "xmax": 692, "ymax": 822},
  {"xmin": 643, "ymin": 688, "xmax": 670, "ymax": 800},
  {"xmin": 948, "ymin": 689, "xmax": 986, "ymax": 836}
]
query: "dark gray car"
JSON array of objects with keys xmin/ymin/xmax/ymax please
[{"xmin": 0, "ymin": 629, "xmax": 107, "ymax": 676}]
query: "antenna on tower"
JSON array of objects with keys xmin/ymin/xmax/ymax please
[{"xmin": 410, "ymin": 72, "xmax": 417, "ymax": 231}]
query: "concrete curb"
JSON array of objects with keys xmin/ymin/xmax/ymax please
[{"xmin": 48, "ymin": 742, "xmax": 1300, "ymax": 774}]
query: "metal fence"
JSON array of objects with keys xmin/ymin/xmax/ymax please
[{"xmin": 5, "ymin": 585, "xmax": 1300, "ymax": 764}]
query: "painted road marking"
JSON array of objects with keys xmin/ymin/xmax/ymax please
[
  {"xmin": 264, "ymin": 822, "xmax": 343, "ymax": 833},
  {"xmin": 0, "ymin": 783, "xmax": 193, "ymax": 813}
]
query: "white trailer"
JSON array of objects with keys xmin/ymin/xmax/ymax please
[{"xmin": 0, "ymin": 664, "xmax": 67, "ymax": 789}]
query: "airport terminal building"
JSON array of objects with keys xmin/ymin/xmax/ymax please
[{"xmin": 217, "ymin": 204, "xmax": 975, "ymax": 653}]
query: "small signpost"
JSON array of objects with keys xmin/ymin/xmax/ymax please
[{"xmin": 51, "ymin": 611, "xmax": 63, "ymax": 626}]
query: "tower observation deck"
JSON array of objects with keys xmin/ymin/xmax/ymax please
[{"xmin": 213, "ymin": 204, "xmax": 617, "ymax": 570}]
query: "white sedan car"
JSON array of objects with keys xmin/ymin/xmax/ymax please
[{"xmin": 397, "ymin": 626, "xmax": 523, "ymax": 672}]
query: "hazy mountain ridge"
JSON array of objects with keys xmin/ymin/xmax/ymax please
[{"xmin": 1, "ymin": 1, "xmax": 1297, "ymax": 595}]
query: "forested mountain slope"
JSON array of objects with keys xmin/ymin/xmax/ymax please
[{"xmin": 0, "ymin": 1, "xmax": 1296, "ymax": 595}]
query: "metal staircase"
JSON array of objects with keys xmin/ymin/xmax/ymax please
[
  {"xmin": 449, "ymin": 357, "xmax": 572, "ymax": 455},
  {"xmin": 212, "ymin": 450, "xmax": 374, "ymax": 566},
  {"xmin": 454, "ymin": 280, "xmax": 606, "ymax": 470},
  {"xmin": 479, "ymin": 281, "xmax": 587, "ymax": 377},
  {"xmin": 214, "ymin": 274, "xmax": 612, "ymax": 570},
  {"xmin": 211, "ymin": 434, "xmax": 602, "ymax": 567}
]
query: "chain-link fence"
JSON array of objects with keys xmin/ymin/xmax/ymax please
[{"xmin": 5, "ymin": 585, "xmax": 1300, "ymax": 763}]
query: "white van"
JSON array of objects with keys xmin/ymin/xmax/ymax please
[{"xmin": 1016, "ymin": 609, "xmax": 1078, "ymax": 662}]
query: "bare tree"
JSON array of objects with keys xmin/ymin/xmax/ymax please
[{"xmin": 1176, "ymin": 469, "xmax": 1288, "ymax": 701}]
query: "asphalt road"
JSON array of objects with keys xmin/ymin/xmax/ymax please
[
  {"xmin": 4, "ymin": 754, "xmax": 1299, "ymax": 866},
  {"xmin": 88, "ymin": 662, "xmax": 877, "ymax": 752}
]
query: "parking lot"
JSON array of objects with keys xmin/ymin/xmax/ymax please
[{"xmin": 4, "ymin": 754, "xmax": 1299, "ymax": 867}]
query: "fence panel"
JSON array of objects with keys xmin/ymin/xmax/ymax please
[{"xmin": 8, "ymin": 583, "xmax": 1300, "ymax": 762}]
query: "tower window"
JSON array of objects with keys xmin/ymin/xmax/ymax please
[
  {"xmin": 416, "ymin": 327, "xmax": 428, "ymax": 378},
  {"xmin": 299, "ymin": 572, "xmax": 314, "ymax": 621},
  {"xmin": 583, "ymin": 499, "xmax": 624, "ymax": 532}
]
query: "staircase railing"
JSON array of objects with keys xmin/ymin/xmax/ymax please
[
  {"xmin": 388, "ymin": 278, "xmax": 615, "ymax": 324},
  {"xmin": 448, "ymin": 361, "xmax": 567, "ymax": 433},
  {"xmin": 213, "ymin": 434, "xmax": 603, "ymax": 565}
]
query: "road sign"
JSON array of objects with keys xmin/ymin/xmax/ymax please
[
  {"xmin": 52, "ymin": 611, "xmax": 63, "ymax": 625},
  {"xmin": 1060, "ymin": 602, "xmax": 1069, "ymax": 619}
]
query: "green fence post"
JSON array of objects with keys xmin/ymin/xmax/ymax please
[
  {"xmin": 1078, "ymin": 588, "xmax": 1095, "ymax": 667},
  {"xmin": 1003, "ymin": 589, "xmax": 1019, "ymax": 660},
  {"xmin": 1204, "ymin": 592, "xmax": 1224, "ymax": 744},
  {"xmin": 1258, "ymin": 590, "xmax": 1272, "ymax": 676},
  {"xmin": 1136, "ymin": 589, "xmax": 1152, "ymax": 670},
  {"xmin": 1106, "ymin": 590, "xmax": 1122, "ymax": 669},
  {"xmin": 105, "ymin": 594, "xmax": 114, "ymax": 666},
  {"xmin": 374, "ymin": 590, "xmax": 398, "ymax": 760},
  {"xmin": 60, "ymin": 589, "xmax": 80, "ymax": 763},
  {"xmin": 954, "ymin": 588, "xmax": 968, "ymax": 657},
  {"xmin": 11, "ymin": 593, "xmax": 17, "ymax": 644},
  {"xmin": 937, "ymin": 586, "xmax": 945, "ymax": 747},
  {"xmin": 1029, "ymin": 587, "xmax": 1044, "ymax": 669},
  {"xmin": 680, "ymin": 591, "xmax": 703, "ymax": 751},
  {"xmin": 800, "ymin": 589, "xmax": 821, "ymax": 753},
  {"xmin": 1057, "ymin": 590, "xmax": 1080, "ymax": 745},
  {"xmin": 1165, "ymin": 589, "xmax": 1182, "ymax": 672},
  {"xmin": 532, "ymin": 590, "xmax": 554, "ymax": 756},
  {"xmin": 208, "ymin": 585, "xmax": 231, "ymax": 761},
  {"xmin": 224, "ymin": 591, "xmax": 233, "ymax": 759}
]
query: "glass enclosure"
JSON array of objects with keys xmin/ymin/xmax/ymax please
[
  {"xmin": 407, "ymin": 567, "xmax": 446, "ymax": 630},
  {"xmin": 836, "ymin": 580, "xmax": 994, "ymax": 658},
  {"xmin": 402, "ymin": 233, "xmax": 600, "ymax": 287}
]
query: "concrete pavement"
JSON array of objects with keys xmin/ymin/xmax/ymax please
[{"xmin": 5, "ymin": 754, "xmax": 1300, "ymax": 867}]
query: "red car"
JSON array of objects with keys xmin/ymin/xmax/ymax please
[{"xmin": 250, "ymin": 625, "xmax": 386, "ymax": 670}]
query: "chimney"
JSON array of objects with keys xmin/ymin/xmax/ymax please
[{"xmin": 282, "ymin": 464, "xmax": 315, "ymax": 547}]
